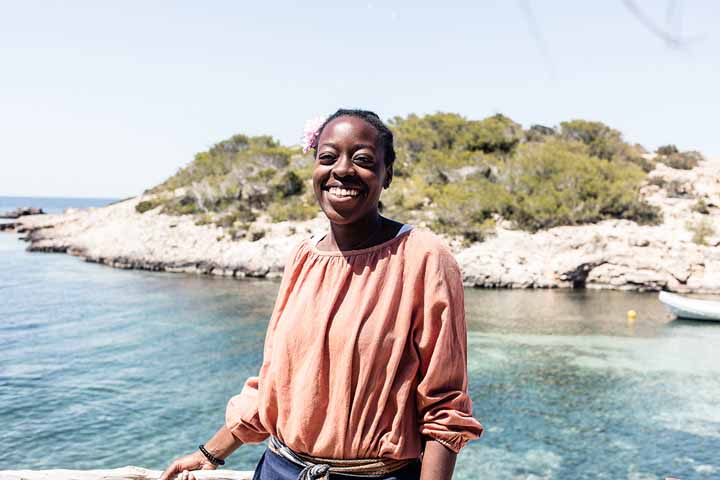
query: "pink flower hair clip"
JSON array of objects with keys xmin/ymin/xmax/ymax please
[{"xmin": 302, "ymin": 116, "xmax": 327, "ymax": 154}]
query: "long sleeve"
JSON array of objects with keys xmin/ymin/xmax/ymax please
[
  {"xmin": 413, "ymin": 245, "xmax": 484, "ymax": 453},
  {"xmin": 225, "ymin": 375, "xmax": 268, "ymax": 443},
  {"xmin": 224, "ymin": 242, "xmax": 301, "ymax": 444}
]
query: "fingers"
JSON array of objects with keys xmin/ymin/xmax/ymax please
[
  {"xmin": 179, "ymin": 469, "xmax": 196, "ymax": 480},
  {"xmin": 158, "ymin": 462, "xmax": 179, "ymax": 480}
]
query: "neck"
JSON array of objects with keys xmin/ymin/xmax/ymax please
[{"xmin": 328, "ymin": 210, "xmax": 383, "ymax": 251}]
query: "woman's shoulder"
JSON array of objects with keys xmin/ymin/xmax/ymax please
[
  {"xmin": 405, "ymin": 227, "xmax": 456, "ymax": 258},
  {"xmin": 401, "ymin": 227, "xmax": 462, "ymax": 276}
]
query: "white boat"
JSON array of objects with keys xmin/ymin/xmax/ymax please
[{"xmin": 658, "ymin": 291, "xmax": 720, "ymax": 321}]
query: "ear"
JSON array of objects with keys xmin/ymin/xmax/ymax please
[{"xmin": 384, "ymin": 164, "xmax": 393, "ymax": 189}]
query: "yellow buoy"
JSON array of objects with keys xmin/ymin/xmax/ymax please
[{"xmin": 627, "ymin": 310, "xmax": 637, "ymax": 322}]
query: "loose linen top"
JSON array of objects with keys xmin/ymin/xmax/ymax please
[{"xmin": 225, "ymin": 226, "xmax": 483, "ymax": 460}]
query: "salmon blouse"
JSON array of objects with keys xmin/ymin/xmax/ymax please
[{"xmin": 225, "ymin": 227, "xmax": 483, "ymax": 460}]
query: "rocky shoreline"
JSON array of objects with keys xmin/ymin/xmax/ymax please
[
  {"xmin": 0, "ymin": 206, "xmax": 45, "ymax": 218},
  {"xmin": 5, "ymin": 158, "xmax": 720, "ymax": 293}
]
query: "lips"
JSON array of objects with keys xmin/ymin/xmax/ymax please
[
  {"xmin": 323, "ymin": 183, "xmax": 364, "ymax": 200},
  {"xmin": 328, "ymin": 186, "xmax": 361, "ymax": 197}
]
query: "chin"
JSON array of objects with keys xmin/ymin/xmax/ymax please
[{"xmin": 321, "ymin": 207, "xmax": 358, "ymax": 224}]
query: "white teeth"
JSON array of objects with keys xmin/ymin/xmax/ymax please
[{"xmin": 328, "ymin": 187, "xmax": 360, "ymax": 197}]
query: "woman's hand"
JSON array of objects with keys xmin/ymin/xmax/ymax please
[
  {"xmin": 158, "ymin": 450, "xmax": 217, "ymax": 480},
  {"xmin": 158, "ymin": 425, "xmax": 244, "ymax": 480}
]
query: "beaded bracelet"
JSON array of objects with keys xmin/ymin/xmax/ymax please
[{"xmin": 198, "ymin": 444, "xmax": 225, "ymax": 466}]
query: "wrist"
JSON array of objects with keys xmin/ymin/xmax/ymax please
[
  {"xmin": 192, "ymin": 450, "xmax": 216, "ymax": 469},
  {"xmin": 192, "ymin": 450, "xmax": 217, "ymax": 470},
  {"xmin": 198, "ymin": 444, "xmax": 226, "ymax": 466}
]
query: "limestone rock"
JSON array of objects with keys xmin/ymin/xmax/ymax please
[
  {"xmin": 0, "ymin": 206, "xmax": 45, "ymax": 218},
  {"xmin": 10, "ymin": 157, "xmax": 720, "ymax": 293}
]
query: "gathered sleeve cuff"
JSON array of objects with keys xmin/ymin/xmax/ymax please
[
  {"xmin": 413, "ymin": 245, "xmax": 484, "ymax": 454},
  {"xmin": 225, "ymin": 376, "xmax": 270, "ymax": 444}
]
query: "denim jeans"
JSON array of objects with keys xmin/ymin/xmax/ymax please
[{"xmin": 252, "ymin": 448, "xmax": 422, "ymax": 480}]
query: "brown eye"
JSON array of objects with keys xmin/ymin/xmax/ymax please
[
  {"xmin": 354, "ymin": 156, "xmax": 373, "ymax": 165},
  {"xmin": 319, "ymin": 153, "xmax": 336, "ymax": 164}
]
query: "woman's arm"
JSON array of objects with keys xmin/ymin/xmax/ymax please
[
  {"xmin": 412, "ymin": 239, "xmax": 484, "ymax": 476},
  {"xmin": 420, "ymin": 440, "xmax": 458, "ymax": 480},
  {"xmin": 204, "ymin": 424, "xmax": 244, "ymax": 460},
  {"xmin": 158, "ymin": 425, "xmax": 243, "ymax": 480}
]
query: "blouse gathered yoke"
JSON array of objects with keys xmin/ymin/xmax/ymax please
[{"xmin": 225, "ymin": 226, "xmax": 483, "ymax": 460}]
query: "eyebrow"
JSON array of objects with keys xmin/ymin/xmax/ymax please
[{"xmin": 354, "ymin": 143, "xmax": 376, "ymax": 151}]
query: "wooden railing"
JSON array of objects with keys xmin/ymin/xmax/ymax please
[{"xmin": 0, "ymin": 466, "xmax": 254, "ymax": 480}]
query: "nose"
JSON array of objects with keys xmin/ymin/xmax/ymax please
[{"xmin": 331, "ymin": 154, "xmax": 356, "ymax": 178}]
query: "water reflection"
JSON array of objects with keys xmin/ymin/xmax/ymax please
[{"xmin": 2, "ymin": 232, "xmax": 719, "ymax": 479}]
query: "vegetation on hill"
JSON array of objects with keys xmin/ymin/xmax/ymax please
[{"xmin": 139, "ymin": 113, "xmax": 702, "ymax": 243}]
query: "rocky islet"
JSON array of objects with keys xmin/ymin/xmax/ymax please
[{"xmin": 7, "ymin": 157, "xmax": 720, "ymax": 293}]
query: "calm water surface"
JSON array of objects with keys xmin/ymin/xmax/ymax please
[{"xmin": 1, "ymin": 198, "xmax": 719, "ymax": 479}]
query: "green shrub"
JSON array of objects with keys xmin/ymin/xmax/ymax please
[
  {"xmin": 215, "ymin": 208, "xmax": 256, "ymax": 228},
  {"xmin": 525, "ymin": 124, "xmax": 556, "ymax": 142},
  {"xmin": 135, "ymin": 199, "xmax": 163, "ymax": 213},
  {"xmin": 389, "ymin": 112, "xmax": 522, "ymax": 175},
  {"xmin": 271, "ymin": 170, "xmax": 304, "ymax": 197},
  {"xmin": 464, "ymin": 114, "xmax": 523, "ymax": 154},
  {"xmin": 625, "ymin": 155, "xmax": 656, "ymax": 173},
  {"xmin": 267, "ymin": 198, "xmax": 318, "ymax": 222},
  {"xmin": 160, "ymin": 195, "xmax": 202, "ymax": 215},
  {"xmin": 425, "ymin": 178, "xmax": 510, "ymax": 242},
  {"xmin": 686, "ymin": 217, "xmax": 716, "ymax": 245},
  {"xmin": 657, "ymin": 151, "xmax": 702, "ymax": 170},
  {"xmin": 647, "ymin": 176, "xmax": 667, "ymax": 188},
  {"xmin": 692, "ymin": 198, "xmax": 710, "ymax": 214},
  {"xmin": 504, "ymin": 140, "xmax": 660, "ymax": 231},
  {"xmin": 656, "ymin": 145, "xmax": 679, "ymax": 156},
  {"xmin": 382, "ymin": 176, "xmax": 428, "ymax": 212},
  {"xmin": 666, "ymin": 180, "xmax": 693, "ymax": 198},
  {"xmin": 195, "ymin": 213, "xmax": 214, "ymax": 225},
  {"xmin": 560, "ymin": 120, "xmax": 627, "ymax": 160}
]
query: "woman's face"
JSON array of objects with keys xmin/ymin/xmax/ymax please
[{"xmin": 312, "ymin": 116, "xmax": 392, "ymax": 225}]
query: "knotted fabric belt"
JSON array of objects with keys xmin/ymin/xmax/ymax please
[{"xmin": 267, "ymin": 436, "xmax": 415, "ymax": 479}]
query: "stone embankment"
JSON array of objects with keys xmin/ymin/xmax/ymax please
[
  {"xmin": 7, "ymin": 158, "xmax": 720, "ymax": 293},
  {"xmin": 0, "ymin": 466, "xmax": 252, "ymax": 480}
]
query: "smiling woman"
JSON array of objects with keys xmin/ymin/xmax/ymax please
[
  {"xmin": 158, "ymin": 110, "xmax": 483, "ymax": 480},
  {"xmin": 312, "ymin": 110, "xmax": 402, "ymax": 251}
]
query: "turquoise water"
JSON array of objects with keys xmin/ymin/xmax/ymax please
[{"xmin": 1, "ymin": 197, "xmax": 719, "ymax": 479}]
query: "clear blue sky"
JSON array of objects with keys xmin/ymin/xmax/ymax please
[{"xmin": 1, "ymin": 1, "xmax": 718, "ymax": 198}]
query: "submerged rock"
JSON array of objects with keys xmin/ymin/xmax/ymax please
[{"xmin": 0, "ymin": 207, "xmax": 45, "ymax": 219}]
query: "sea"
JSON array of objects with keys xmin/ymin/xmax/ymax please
[{"xmin": 1, "ymin": 196, "xmax": 719, "ymax": 480}]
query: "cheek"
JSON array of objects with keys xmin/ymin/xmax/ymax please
[{"xmin": 312, "ymin": 170, "xmax": 326, "ymax": 197}]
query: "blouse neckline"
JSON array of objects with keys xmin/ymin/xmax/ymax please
[{"xmin": 306, "ymin": 225, "xmax": 415, "ymax": 257}]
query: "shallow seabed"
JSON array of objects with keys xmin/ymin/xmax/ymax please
[{"xmin": 1, "ymin": 232, "xmax": 718, "ymax": 480}]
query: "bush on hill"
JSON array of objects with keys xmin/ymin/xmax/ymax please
[
  {"xmin": 143, "ymin": 113, "xmax": 665, "ymax": 242},
  {"xmin": 656, "ymin": 150, "xmax": 703, "ymax": 170}
]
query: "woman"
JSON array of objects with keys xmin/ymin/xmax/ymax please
[{"xmin": 159, "ymin": 109, "xmax": 483, "ymax": 480}]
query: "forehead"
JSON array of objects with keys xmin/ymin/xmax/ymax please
[{"xmin": 319, "ymin": 116, "xmax": 379, "ymax": 145}]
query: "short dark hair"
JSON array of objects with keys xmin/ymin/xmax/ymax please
[{"xmin": 314, "ymin": 109, "xmax": 396, "ymax": 166}]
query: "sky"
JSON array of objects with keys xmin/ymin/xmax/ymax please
[{"xmin": 1, "ymin": 0, "xmax": 718, "ymax": 198}]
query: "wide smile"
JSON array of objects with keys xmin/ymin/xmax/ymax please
[{"xmin": 324, "ymin": 185, "xmax": 365, "ymax": 202}]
